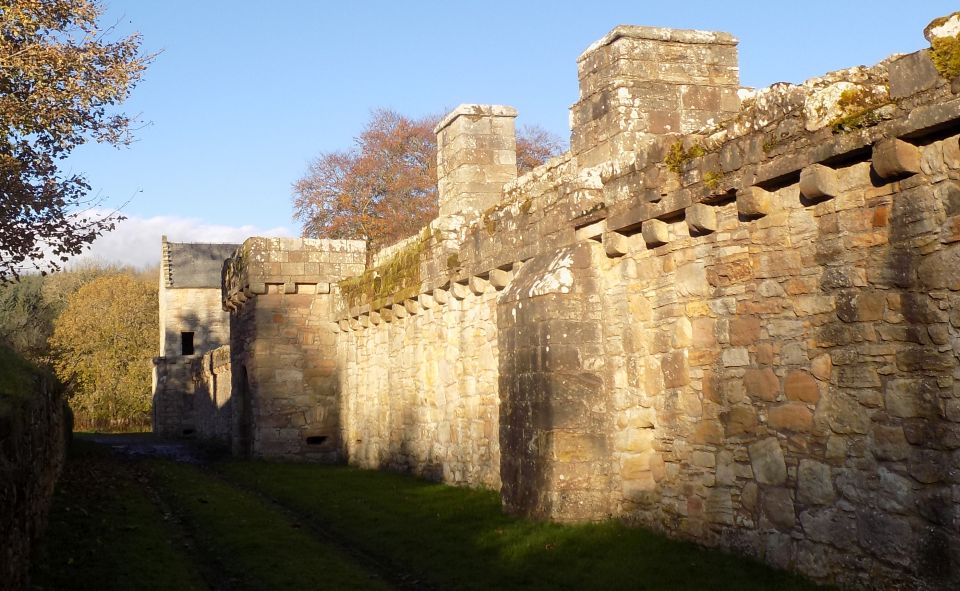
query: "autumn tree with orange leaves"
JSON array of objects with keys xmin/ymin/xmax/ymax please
[{"xmin": 292, "ymin": 109, "xmax": 563, "ymax": 250}]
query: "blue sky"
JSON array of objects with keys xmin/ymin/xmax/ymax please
[{"xmin": 70, "ymin": 0, "xmax": 957, "ymax": 266}]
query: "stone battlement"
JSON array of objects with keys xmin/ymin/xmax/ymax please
[{"xmin": 159, "ymin": 15, "xmax": 960, "ymax": 590}]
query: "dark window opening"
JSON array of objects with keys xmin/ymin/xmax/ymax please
[
  {"xmin": 306, "ymin": 435, "xmax": 328, "ymax": 445},
  {"xmin": 182, "ymin": 428, "xmax": 195, "ymax": 437},
  {"xmin": 181, "ymin": 331, "xmax": 195, "ymax": 355}
]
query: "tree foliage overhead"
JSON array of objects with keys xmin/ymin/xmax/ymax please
[
  {"xmin": 292, "ymin": 109, "xmax": 565, "ymax": 249},
  {"xmin": 48, "ymin": 272, "xmax": 157, "ymax": 429},
  {"xmin": 0, "ymin": 0, "xmax": 151, "ymax": 280}
]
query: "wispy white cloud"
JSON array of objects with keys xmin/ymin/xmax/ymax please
[{"xmin": 69, "ymin": 212, "xmax": 294, "ymax": 269}]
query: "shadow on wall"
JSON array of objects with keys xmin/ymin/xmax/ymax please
[
  {"xmin": 879, "ymin": 162, "xmax": 956, "ymax": 585},
  {"xmin": 177, "ymin": 310, "xmax": 214, "ymax": 357},
  {"xmin": 809, "ymin": 156, "xmax": 958, "ymax": 586},
  {"xmin": 237, "ymin": 364, "xmax": 253, "ymax": 458}
]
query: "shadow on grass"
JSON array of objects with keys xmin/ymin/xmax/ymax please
[
  {"xmin": 30, "ymin": 439, "xmax": 207, "ymax": 591},
  {"xmin": 219, "ymin": 461, "xmax": 832, "ymax": 591}
]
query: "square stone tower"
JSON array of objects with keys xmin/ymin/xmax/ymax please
[
  {"xmin": 571, "ymin": 26, "xmax": 740, "ymax": 166},
  {"xmin": 435, "ymin": 104, "xmax": 518, "ymax": 218}
]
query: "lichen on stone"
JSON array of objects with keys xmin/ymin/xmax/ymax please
[{"xmin": 822, "ymin": 85, "xmax": 892, "ymax": 134}]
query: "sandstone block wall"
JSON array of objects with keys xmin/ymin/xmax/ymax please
[
  {"xmin": 154, "ymin": 238, "xmax": 236, "ymax": 436},
  {"xmin": 571, "ymin": 26, "xmax": 740, "ymax": 167},
  {"xmin": 326, "ymin": 22, "xmax": 960, "ymax": 589},
  {"xmin": 436, "ymin": 104, "xmax": 518, "ymax": 218},
  {"xmin": 160, "ymin": 16, "xmax": 960, "ymax": 590},
  {"xmin": 152, "ymin": 357, "xmax": 196, "ymax": 436},
  {"xmin": 224, "ymin": 237, "xmax": 365, "ymax": 459},
  {"xmin": 339, "ymin": 272, "xmax": 501, "ymax": 487}
]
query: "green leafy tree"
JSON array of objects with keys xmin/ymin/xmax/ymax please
[
  {"xmin": 48, "ymin": 273, "xmax": 157, "ymax": 430},
  {"xmin": 0, "ymin": 0, "xmax": 151, "ymax": 280}
]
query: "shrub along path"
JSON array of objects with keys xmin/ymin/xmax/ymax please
[{"xmin": 31, "ymin": 435, "xmax": 831, "ymax": 591}]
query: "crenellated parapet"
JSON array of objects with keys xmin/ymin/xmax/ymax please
[{"xmin": 222, "ymin": 237, "xmax": 366, "ymax": 311}]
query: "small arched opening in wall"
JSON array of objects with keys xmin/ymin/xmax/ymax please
[{"xmin": 238, "ymin": 365, "xmax": 253, "ymax": 458}]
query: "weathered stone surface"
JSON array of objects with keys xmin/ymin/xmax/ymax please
[
  {"xmin": 722, "ymin": 406, "xmax": 758, "ymax": 437},
  {"xmin": 642, "ymin": 219, "xmax": 670, "ymax": 246},
  {"xmin": 799, "ymin": 164, "xmax": 839, "ymax": 202},
  {"xmin": 810, "ymin": 354, "xmax": 832, "ymax": 382},
  {"xmin": 604, "ymin": 232, "xmax": 630, "ymax": 257},
  {"xmin": 686, "ymin": 203, "xmax": 718, "ymax": 233},
  {"xmin": 0, "ymin": 372, "xmax": 66, "ymax": 591},
  {"xmin": 661, "ymin": 351, "xmax": 689, "ymax": 388},
  {"xmin": 436, "ymin": 104, "xmax": 518, "ymax": 217},
  {"xmin": 729, "ymin": 316, "xmax": 761, "ymax": 346},
  {"xmin": 488, "ymin": 268, "xmax": 513, "ymax": 289},
  {"xmin": 918, "ymin": 244, "xmax": 960, "ymax": 290},
  {"xmin": 797, "ymin": 460, "xmax": 835, "ymax": 505},
  {"xmin": 768, "ymin": 403, "xmax": 813, "ymax": 432},
  {"xmin": 817, "ymin": 390, "xmax": 870, "ymax": 435},
  {"xmin": 872, "ymin": 138, "xmax": 921, "ymax": 179},
  {"xmin": 749, "ymin": 437, "xmax": 787, "ymax": 485},
  {"xmin": 856, "ymin": 511, "xmax": 916, "ymax": 568},
  {"xmin": 784, "ymin": 371, "xmax": 820, "ymax": 403},
  {"xmin": 800, "ymin": 509, "xmax": 856, "ymax": 546},
  {"xmin": 737, "ymin": 186, "xmax": 773, "ymax": 218},
  {"xmin": 743, "ymin": 368, "xmax": 780, "ymax": 401},
  {"xmin": 157, "ymin": 18, "xmax": 960, "ymax": 591},
  {"xmin": 763, "ymin": 487, "xmax": 796, "ymax": 530},
  {"xmin": 888, "ymin": 50, "xmax": 940, "ymax": 99},
  {"xmin": 722, "ymin": 347, "xmax": 750, "ymax": 367},
  {"xmin": 871, "ymin": 424, "xmax": 911, "ymax": 461}
]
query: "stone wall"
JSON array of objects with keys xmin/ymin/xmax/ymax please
[
  {"xmin": 152, "ymin": 357, "xmax": 196, "ymax": 436},
  {"xmin": 339, "ymin": 273, "xmax": 501, "ymax": 488},
  {"xmin": 0, "ymin": 359, "xmax": 66, "ymax": 590},
  {"xmin": 190, "ymin": 345, "xmax": 233, "ymax": 445},
  {"xmin": 153, "ymin": 238, "xmax": 236, "ymax": 436},
  {"xmin": 223, "ymin": 237, "xmax": 365, "ymax": 459},
  {"xmin": 180, "ymin": 16, "xmax": 960, "ymax": 589},
  {"xmin": 324, "ymin": 21, "xmax": 960, "ymax": 589}
]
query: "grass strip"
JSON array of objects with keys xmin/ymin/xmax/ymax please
[
  {"xmin": 221, "ymin": 461, "xmax": 830, "ymax": 591},
  {"xmin": 30, "ymin": 440, "xmax": 206, "ymax": 591},
  {"xmin": 151, "ymin": 460, "xmax": 391, "ymax": 591}
]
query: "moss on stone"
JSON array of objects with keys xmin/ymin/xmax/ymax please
[
  {"xmin": 828, "ymin": 87, "xmax": 890, "ymax": 134},
  {"xmin": 338, "ymin": 227, "xmax": 433, "ymax": 309},
  {"xmin": 704, "ymin": 170, "xmax": 723, "ymax": 191},
  {"xmin": 665, "ymin": 141, "xmax": 706, "ymax": 175},
  {"xmin": 931, "ymin": 33, "xmax": 960, "ymax": 80},
  {"xmin": 446, "ymin": 253, "xmax": 460, "ymax": 270}
]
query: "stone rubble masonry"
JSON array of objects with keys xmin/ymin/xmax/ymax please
[
  {"xmin": 191, "ymin": 345, "xmax": 233, "ymax": 444},
  {"xmin": 0, "ymin": 372, "xmax": 66, "ymax": 590},
  {"xmin": 160, "ymin": 14, "xmax": 960, "ymax": 590}
]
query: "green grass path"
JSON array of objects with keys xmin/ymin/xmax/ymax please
[
  {"xmin": 32, "ymin": 437, "xmax": 831, "ymax": 591},
  {"xmin": 219, "ymin": 461, "xmax": 828, "ymax": 591}
]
